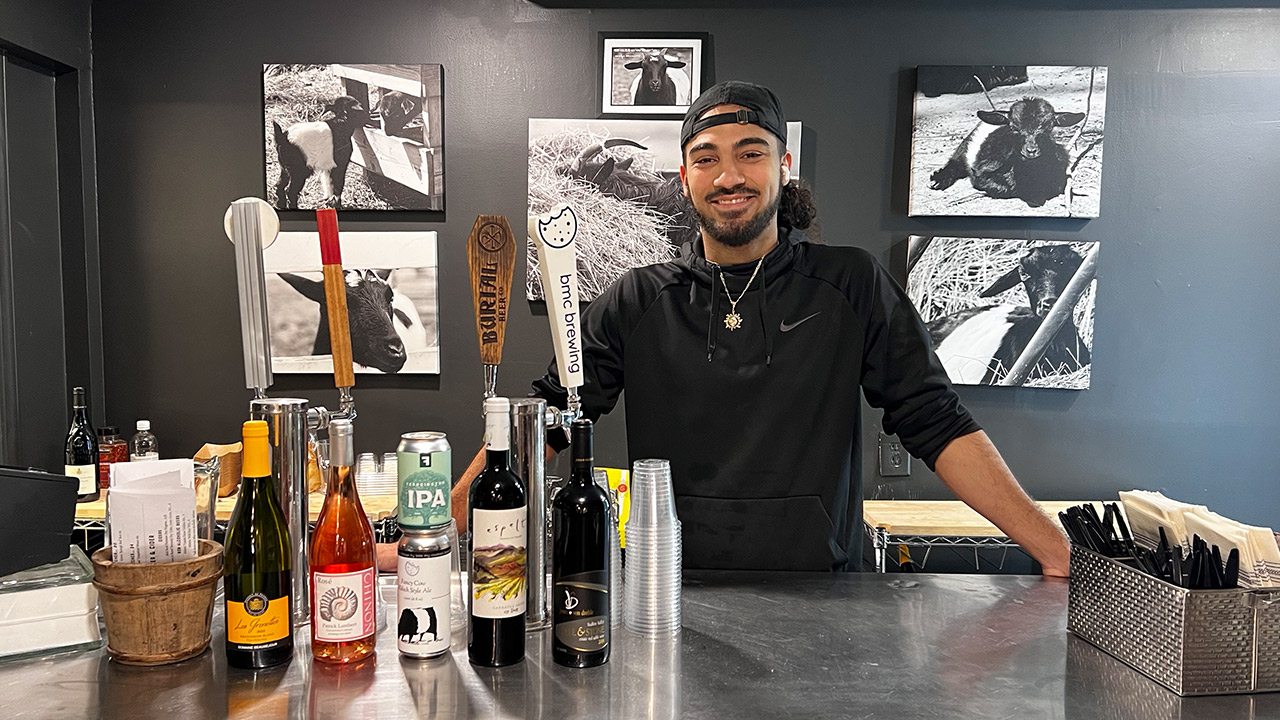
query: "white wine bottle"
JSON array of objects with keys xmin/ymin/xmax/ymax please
[{"xmin": 224, "ymin": 420, "xmax": 293, "ymax": 669}]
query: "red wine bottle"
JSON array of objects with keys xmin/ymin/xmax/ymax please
[
  {"xmin": 468, "ymin": 397, "xmax": 527, "ymax": 667},
  {"xmin": 552, "ymin": 418, "xmax": 610, "ymax": 668},
  {"xmin": 65, "ymin": 387, "xmax": 100, "ymax": 503}
]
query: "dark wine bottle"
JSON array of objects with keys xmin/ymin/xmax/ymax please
[
  {"xmin": 65, "ymin": 387, "xmax": 100, "ymax": 503},
  {"xmin": 468, "ymin": 397, "xmax": 527, "ymax": 667},
  {"xmin": 224, "ymin": 420, "xmax": 293, "ymax": 669},
  {"xmin": 552, "ymin": 418, "xmax": 610, "ymax": 668}
]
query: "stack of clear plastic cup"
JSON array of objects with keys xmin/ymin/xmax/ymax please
[{"xmin": 624, "ymin": 458, "xmax": 682, "ymax": 636}]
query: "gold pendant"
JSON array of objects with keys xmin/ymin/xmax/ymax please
[{"xmin": 724, "ymin": 312, "xmax": 743, "ymax": 331}]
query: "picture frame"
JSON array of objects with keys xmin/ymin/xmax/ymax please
[
  {"xmin": 599, "ymin": 32, "xmax": 708, "ymax": 117},
  {"xmin": 263, "ymin": 63, "xmax": 445, "ymax": 212}
]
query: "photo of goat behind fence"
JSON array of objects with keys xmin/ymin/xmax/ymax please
[
  {"xmin": 264, "ymin": 63, "xmax": 444, "ymax": 211},
  {"xmin": 907, "ymin": 236, "xmax": 1097, "ymax": 390},
  {"xmin": 909, "ymin": 65, "xmax": 1107, "ymax": 218},
  {"xmin": 528, "ymin": 120, "xmax": 684, "ymax": 301}
]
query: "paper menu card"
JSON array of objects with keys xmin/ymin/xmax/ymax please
[{"xmin": 108, "ymin": 459, "xmax": 198, "ymax": 564}]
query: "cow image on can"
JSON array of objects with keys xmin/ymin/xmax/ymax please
[
  {"xmin": 397, "ymin": 432, "xmax": 452, "ymax": 529},
  {"xmin": 398, "ymin": 527, "xmax": 452, "ymax": 658}
]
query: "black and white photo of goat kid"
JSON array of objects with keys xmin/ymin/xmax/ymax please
[
  {"xmin": 909, "ymin": 65, "xmax": 1107, "ymax": 218},
  {"xmin": 907, "ymin": 236, "xmax": 1098, "ymax": 390},
  {"xmin": 263, "ymin": 231, "xmax": 440, "ymax": 375},
  {"xmin": 264, "ymin": 64, "xmax": 445, "ymax": 211}
]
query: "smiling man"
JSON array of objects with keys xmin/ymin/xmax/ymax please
[{"xmin": 448, "ymin": 81, "xmax": 1070, "ymax": 575}]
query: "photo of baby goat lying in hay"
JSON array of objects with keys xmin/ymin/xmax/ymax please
[
  {"xmin": 909, "ymin": 65, "xmax": 1107, "ymax": 218},
  {"xmin": 907, "ymin": 236, "xmax": 1098, "ymax": 389}
]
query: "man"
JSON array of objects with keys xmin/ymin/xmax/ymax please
[{"xmin": 436, "ymin": 81, "xmax": 1069, "ymax": 575}]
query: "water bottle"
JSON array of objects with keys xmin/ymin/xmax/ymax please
[{"xmin": 130, "ymin": 420, "xmax": 159, "ymax": 461}]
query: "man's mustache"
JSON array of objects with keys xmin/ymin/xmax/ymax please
[{"xmin": 705, "ymin": 186, "xmax": 758, "ymax": 202}]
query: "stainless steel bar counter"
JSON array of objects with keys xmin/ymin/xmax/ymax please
[{"xmin": 3, "ymin": 572, "xmax": 1279, "ymax": 719}]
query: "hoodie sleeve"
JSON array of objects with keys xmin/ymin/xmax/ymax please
[
  {"xmin": 530, "ymin": 272, "xmax": 632, "ymax": 451},
  {"xmin": 857, "ymin": 254, "xmax": 981, "ymax": 469}
]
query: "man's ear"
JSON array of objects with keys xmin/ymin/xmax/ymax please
[
  {"xmin": 679, "ymin": 164, "xmax": 689, "ymax": 197},
  {"xmin": 781, "ymin": 151, "xmax": 793, "ymax": 184}
]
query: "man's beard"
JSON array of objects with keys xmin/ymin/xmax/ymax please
[{"xmin": 690, "ymin": 184, "xmax": 782, "ymax": 248}]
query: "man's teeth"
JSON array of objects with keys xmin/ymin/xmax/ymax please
[{"xmin": 716, "ymin": 197, "xmax": 752, "ymax": 205}]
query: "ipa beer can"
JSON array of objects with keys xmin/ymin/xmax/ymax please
[
  {"xmin": 397, "ymin": 527, "xmax": 453, "ymax": 658},
  {"xmin": 397, "ymin": 432, "xmax": 452, "ymax": 529}
]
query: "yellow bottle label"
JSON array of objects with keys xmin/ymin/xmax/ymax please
[{"xmin": 227, "ymin": 593, "xmax": 290, "ymax": 648}]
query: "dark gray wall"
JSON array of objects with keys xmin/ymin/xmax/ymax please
[
  {"xmin": 91, "ymin": 1, "xmax": 1280, "ymax": 528},
  {"xmin": 0, "ymin": 0, "xmax": 102, "ymax": 469}
]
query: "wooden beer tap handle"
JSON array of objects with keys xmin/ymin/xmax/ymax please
[
  {"xmin": 317, "ymin": 209, "xmax": 355, "ymax": 389},
  {"xmin": 467, "ymin": 216, "xmax": 517, "ymax": 375}
]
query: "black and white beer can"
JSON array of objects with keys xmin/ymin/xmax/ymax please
[{"xmin": 397, "ymin": 527, "xmax": 453, "ymax": 658}]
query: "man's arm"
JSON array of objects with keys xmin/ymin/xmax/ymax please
[{"xmin": 933, "ymin": 430, "xmax": 1070, "ymax": 577}]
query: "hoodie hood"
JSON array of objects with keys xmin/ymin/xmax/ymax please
[{"xmin": 677, "ymin": 229, "xmax": 808, "ymax": 365}]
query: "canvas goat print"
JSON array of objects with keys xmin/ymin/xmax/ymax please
[
  {"xmin": 908, "ymin": 65, "xmax": 1106, "ymax": 218},
  {"xmin": 264, "ymin": 63, "xmax": 444, "ymax": 211},
  {"xmin": 907, "ymin": 236, "xmax": 1098, "ymax": 389},
  {"xmin": 527, "ymin": 118, "xmax": 803, "ymax": 301},
  {"xmin": 264, "ymin": 232, "xmax": 439, "ymax": 374}
]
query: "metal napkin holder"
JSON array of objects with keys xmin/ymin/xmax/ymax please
[{"xmin": 1068, "ymin": 544, "xmax": 1280, "ymax": 696}]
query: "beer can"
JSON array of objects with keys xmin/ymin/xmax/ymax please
[
  {"xmin": 397, "ymin": 432, "xmax": 452, "ymax": 529},
  {"xmin": 397, "ymin": 527, "xmax": 453, "ymax": 658}
]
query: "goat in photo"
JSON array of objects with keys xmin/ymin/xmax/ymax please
[
  {"xmin": 272, "ymin": 95, "xmax": 368, "ymax": 210},
  {"xmin": 927, "ymin": 245, "xmax": 1091, "ymax": 385},
  {"xmin": 929, "ymin": 97, "xmax": 1085, "ymax": 208},
  {"xmin": 625, "ymin": 49, "xmax": 690, "ymax": 106},
  {"xmin": 560, "ymin": 138, "xmax": 697, "ymax": 246},
  {"xmin": 375, "ymin": 90, "xmax": 423, "ymax": 142},
  {"xmin": 278, "ymin": 269, "xmax": 410, "ymax": 374}
]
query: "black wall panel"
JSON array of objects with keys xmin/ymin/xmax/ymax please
[{"xmin": 90, "ymin": 1, "xmax": 1280, "ymax": 528}]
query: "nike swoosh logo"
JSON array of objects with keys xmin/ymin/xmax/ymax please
[{"xmin": 780, "ymin": 312, "xmax": 821, "ymax": 332}]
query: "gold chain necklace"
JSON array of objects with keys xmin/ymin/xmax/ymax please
[{"xmin": 713, "ymin": 255, "xmax": 765, "ymax": 331}]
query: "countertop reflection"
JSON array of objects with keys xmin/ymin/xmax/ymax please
[{"xmin": 3, "ymin": 572, "xmax": 1279, "ymax": 719}]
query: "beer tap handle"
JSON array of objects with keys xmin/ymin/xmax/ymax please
[
  {"xmin": 316, "ymin": 209, "xmax": 356, "ymax": 393},
  {"xmin": 468, "ymin": 216, "xmax": 517, "ymax": 399},
  {"xmin": 225, "ymin": 198, "xmax": 279, "ymax": 394},
  {"xmin": 530, "ymin": 204, "xmax": 585, "ymax": 394}
]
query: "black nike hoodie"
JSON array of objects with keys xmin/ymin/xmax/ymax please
[{"xmin": 532, "ymin": 229, "xmax": 980, "ymax": 570}]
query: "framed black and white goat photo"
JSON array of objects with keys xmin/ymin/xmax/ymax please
[
  {"xmin": 263, "ymin": 64, "xmax": 444, "ymax": 211},
  {"xmin": 908, "ymin": 65, "xmax": 1107, "ymax": 218},
  {"xmin": 528, "ymin": 118, "xmax": 803, "ymax": 301},
  {"xmin": 263, "ymin": 231, "xmax": 440, "ymax": 374},
  {"xmin": 599, "ymin": 33, "xmax": 707, "ymax": 116},
  {"xmin": 907, "ymin": 236, "xmax": 1098, "ymax": 389}
]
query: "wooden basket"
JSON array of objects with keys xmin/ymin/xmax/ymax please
[{"xmin": 91, "ymin": 539, "xmax": 223, "ymax": 666}]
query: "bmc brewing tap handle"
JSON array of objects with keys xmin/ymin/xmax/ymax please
[{"xmin": 529, "ymin": 204, "xmax": 585, "ymax": 393}]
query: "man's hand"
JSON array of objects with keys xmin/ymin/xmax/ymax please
[{"xmin": 934, "ymin": 430, "xmax": 1071, "ymax": 577}]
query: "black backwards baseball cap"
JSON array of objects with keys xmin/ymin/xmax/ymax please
[{"xmin": 680, "ymin": 80, "xmax": 788, "ymax": 151}]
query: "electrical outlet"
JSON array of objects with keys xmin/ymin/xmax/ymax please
[{"xmin": 878, "ymin": 432, "xmax": 910, "ymax": 477}]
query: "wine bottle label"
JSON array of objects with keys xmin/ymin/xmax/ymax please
[
  {"xmin": 553, "ymin": 571, "xmax": 609, "ymax": 653},
  {"xmin": 65, "ymin": 465, "xmax": 96, "ymax": 495},
  {"xmin": 470, "ymin": 507, "xmax": 527, "ymax": 619},
  {"xmin": 227, "ymin": 590, "xmax": 291, "ymax": 649},
  {"xmin": 397, "ymin": 551, "xmax": 452, "ymax": 656},
  {"xmin": 313, "ymin": 568, "xmax": 377, "ymax": 642},
  {"xmin": 398, "ymin": 448, "xmax": 452, "ymax": 528}
]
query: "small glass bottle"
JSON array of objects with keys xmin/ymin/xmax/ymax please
[
  {"xmin": 130, "ymin": 420, "xmax": 159, "ymax": 461},
  {"xmin": 96, "ymin": 426, "xmax": 128, "ymax": 490}
]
